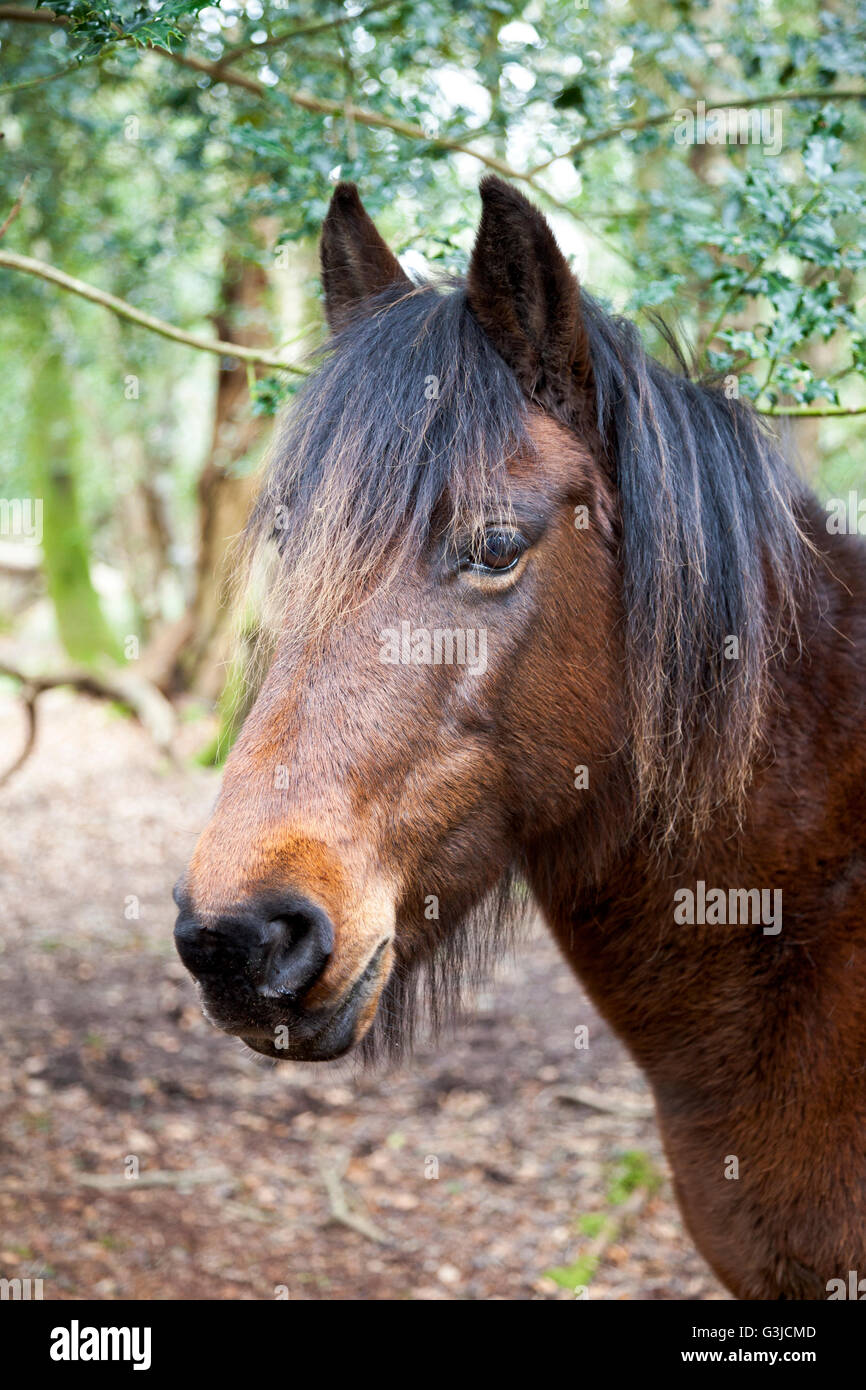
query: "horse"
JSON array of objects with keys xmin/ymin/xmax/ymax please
[{"xmin": 174, "ymin": 176, "xmax": 866, "ymax": 1300}]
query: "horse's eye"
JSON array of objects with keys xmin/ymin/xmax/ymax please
[{"xmin": 461, "ymin": 529, "xmax": 527, "ymax": 575}]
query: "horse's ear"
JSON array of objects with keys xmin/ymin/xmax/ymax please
[
  {"xmin": 467, "ymin": 176, "xmax": 592, "ymax": 403},
  {"xmin": 320, "ymin": 182, "xmax": 411, "ymax": 331}
]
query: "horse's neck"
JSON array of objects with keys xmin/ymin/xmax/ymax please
[
  {"xmin": 529, "ymin": 516, "xmax": 866, "ymax": 1089},
  {"xmin": 527, "ymin": 514, "xmax": 866, "ymax": 1297}
]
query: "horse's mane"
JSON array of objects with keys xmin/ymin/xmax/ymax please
[{"xmin": 578, "ymin": 293, "xmax": 812, "ymax": 843}]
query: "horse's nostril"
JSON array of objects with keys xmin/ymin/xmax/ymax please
[
  {"xmin": 256, "ymin": 903, "xmax": 334, "ymax": 999},
  {"xmin": 173, "ymin": 896, "xmax": 334, "ymax": 1002},
  {"xmin": 173, "ymin": 913, "xmax": 246, "ymax": 977}
]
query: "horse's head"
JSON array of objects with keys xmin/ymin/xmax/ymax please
[{"xmin": 173, "ymin": 177, "xmax": 627, "ymax": 1060}]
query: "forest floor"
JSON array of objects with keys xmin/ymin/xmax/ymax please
[{"xmin": 0, "ymin": 691, "xmax": 728, "ymax": 1301}]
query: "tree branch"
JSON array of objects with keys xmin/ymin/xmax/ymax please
[
  {"xmin": 161, "ymin": 47, "xmax": 524, "ymax": 179},
  {"xmin": 0, "ymin": 249, "xmax": 307, "ymax": 372},
  {"xmin": 0, "ymin": 677, "xmax": 37, "ymax": 787},
  {"xmin": 316, "ymin": 1150, "xmax": 394, "ymax": 1247},
  {"xmin": 0, "ymin": 4, "xmax": 57, "ymax": 21},
  {"xmin": 0, "ymin": 660, "xmax": 179, "ymax": 785},
  {"xmin": 0, "ymin": 173, "xmax": 29, "ymax": 241},
  {"xmin": 218, "ymin": 0, "xmax": 402, "ymax": 66},
  {"xmin": 0, "ymin": 56, "xmax": 95, "ymax": 95},
  {"xmin": 757, "ymin": 402, "xmax": 866, "ymax": 417},
  {"xmin": 0, "ymin": 5, "xmax": 552, "ymax": 188},
  {"xmin": 529, "ymin": 87, "xmax": 866, "ymax": 173}
]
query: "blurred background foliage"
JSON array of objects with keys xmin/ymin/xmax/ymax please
[{"xmin": 0, "ymin": 0, "xmax": 864, "ymax": 743}]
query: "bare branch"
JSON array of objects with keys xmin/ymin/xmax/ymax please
[
  {"xmin": 161, "ymin": 47, "xmax": 525, "ymax": 180},
  {"xmin": 757, "ymin": 402, "xmax": 866, "ymax": 417},
  {"xmin": 0, "ymin": 173, "xmax": 30, "ymax": 242},
  {"xmin": 78, "ymin": 1167, "xmax": 230, "ymax": 1190},
  {"xmin": 218, "ymin": 0, "xmax": 402, "ymax": 66},
  {"xmin": 0, "ymin": 4, "xmax": 58, "ymax": 22},
  {"xmin": 0, "ymin": 678, "xmax": 37, "ymax": 788},
  {"xmin": 0, "ymin": 660, "xmax": 179, "ymax": 785},
  {"xmin": 316, "ymin": 1150, "xmax": 394, "ymax": 1247},
  {"xmin": 553, "ymin": 1085, "xmax": 654, "ymax": 1118},
  {"xmin": 0, "ymin": 250, "xmax": 307, "ymax": 373},
  {"xmin": 529, "ymin": 87, "xmax": 866, "ymax": 173},
  {"xmin": 0, "ymin": 58, "xmax": 95, "ymax": 95}
]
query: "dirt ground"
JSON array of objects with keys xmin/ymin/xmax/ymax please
[{"xmin": 0, "ymin": 691, "xmax": 728, "ymax": 1301}]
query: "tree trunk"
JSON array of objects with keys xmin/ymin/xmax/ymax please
[
  {"xmin": 146, "ymin": 253, "xmax": 271, "ymax": 699},
  {"xmin": 26, "ymin": 350, "xmax": 120, "ymax": 666}
]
